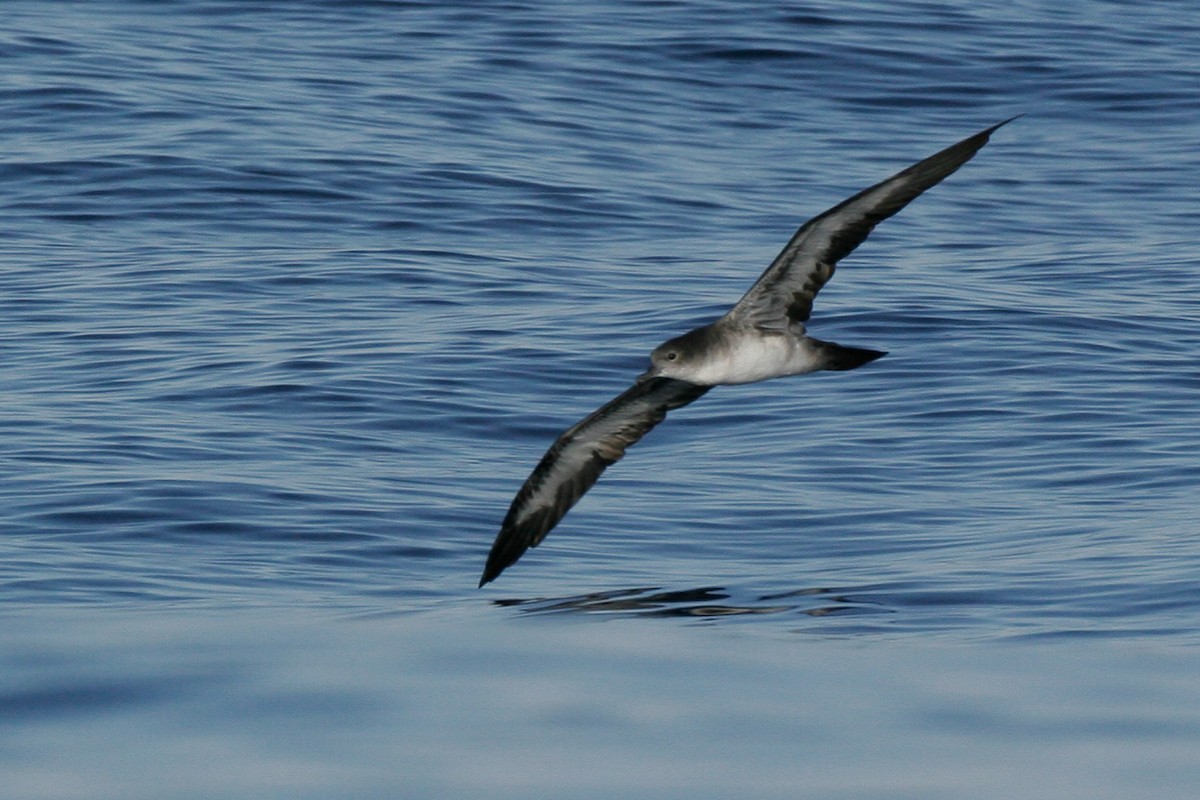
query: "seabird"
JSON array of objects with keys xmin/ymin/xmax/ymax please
[{"xmin": 480, "ymin": 118, "xmax": 1015, "ymax": 587}]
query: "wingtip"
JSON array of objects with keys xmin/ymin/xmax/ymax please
[
  {"xmin": 984, "ymin": 114, "xmax": 1023, "ymax": 136},
  {"xmin": 478, "ymin": 535, "xmax": 520, "ymax": 587},
  {"xmin": 477, "ymin": 562, "xmax": 500, "ymax": 588}
]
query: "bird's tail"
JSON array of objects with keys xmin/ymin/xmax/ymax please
[{"xmin": 813, "ymin": 339, "xmax": 886, "ymax": 371}]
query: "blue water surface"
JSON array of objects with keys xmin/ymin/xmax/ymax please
[{"xmin": 2, "ymin": 1, "xmax": 1199, "ymax": 797}]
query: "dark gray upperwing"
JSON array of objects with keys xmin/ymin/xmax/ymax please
[
  {"xmin": 479, "ymin": 377, "xmax": 711, "ymax": 586},
  {"xmin": 724, "ymin": 117, "xmax": 1016, "ymax": 330}
]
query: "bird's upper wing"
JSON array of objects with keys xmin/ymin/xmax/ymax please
[
  {"xmin": 479, "ymin": 377, "xmax": 710, "ymax": 586},
  {"xmin": 723, "ymin": 118, "xmax": 1016, "ymax": 331}
]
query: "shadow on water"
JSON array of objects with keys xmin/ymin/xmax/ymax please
[{"xmin": 492, "ymin": 585, "xmax": 893, "ymax": 621}]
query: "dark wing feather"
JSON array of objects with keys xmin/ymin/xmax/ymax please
[
  {"xmin": 479, "ymin": 377, "xmax": 710, "ymax": 586},
  {"xmin": 725, "ymin": 117, "xmax": 1017, "ymax": 330}
]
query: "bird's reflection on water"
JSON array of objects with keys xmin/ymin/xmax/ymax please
[{"xmin": 493, "ymin": 585, "xmax": 892, "ymax": 621}]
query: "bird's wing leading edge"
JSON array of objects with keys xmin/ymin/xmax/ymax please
[
  {"xmin": 479, "ymin": 377, "xmax": 710, "ymax": 587},
  {"xmin": 724, "ymin": 117, "xmax": 1017, "ymax": 331}
]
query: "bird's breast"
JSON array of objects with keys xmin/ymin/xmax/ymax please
[{"xmin": 688, "ymin": 332, "xmax": 820, "ymax": 385}]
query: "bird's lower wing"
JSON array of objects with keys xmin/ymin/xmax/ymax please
[{"xmin": 479, "ymin": 377, "xmax": 711, "ymax": 586}]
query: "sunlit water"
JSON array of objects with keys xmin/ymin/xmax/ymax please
[{"xmin": 3, "ymin": 1, "xmax": 1199, "ymax": 797}]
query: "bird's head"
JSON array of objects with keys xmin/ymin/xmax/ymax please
[{"xmin": 640, "ymin": 326, "xmax": 712, "ymax": 383}]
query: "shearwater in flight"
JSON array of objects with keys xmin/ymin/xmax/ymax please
[{"xmin": 480, "ymin": 118, "xmax": 1015, "ymax": 587}]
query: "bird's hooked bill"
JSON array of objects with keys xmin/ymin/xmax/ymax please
[{"xmin": 636, "ymin": 365, "xmax": 660, "ymax": 382}]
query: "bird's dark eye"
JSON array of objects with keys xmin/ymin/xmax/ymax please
[{"xmin": 666, "ymin": 352, "xmax": 677, "ymax": 361}]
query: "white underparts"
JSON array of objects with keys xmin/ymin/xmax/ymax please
[{"xmin": 677, "ymin": 332, "xmax": 821, "ymax": 386}]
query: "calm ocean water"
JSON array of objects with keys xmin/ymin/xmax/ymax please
[{"xmin": 3, "ymin": 1, "xmax": 1199, "ymax": 797}]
